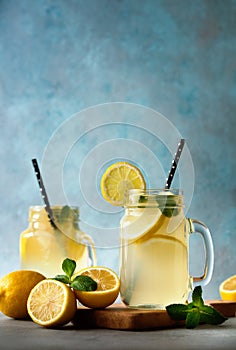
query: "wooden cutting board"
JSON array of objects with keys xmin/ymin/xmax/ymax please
[{"xmin": 73, "ymin": 301, "xmax": 236, "ymax": 330}]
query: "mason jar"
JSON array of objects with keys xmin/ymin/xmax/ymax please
[
  {"xmin": 20, "ymin": 205, "xmax": 96, "ymax": 277},
  {"xmin": 119, "ymin": 189, "xmax": 214, "ymax": 309}
]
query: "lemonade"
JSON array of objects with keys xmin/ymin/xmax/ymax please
[
  {"xmin": 100, "ymin": 161, "xmax": 214, "ymax": 309},
  {"xmin": 120, "ymin": 189, "xmax": 191, "ymax": 309},
  {"xmin": 20, "ymin": 206, "xmax": 96, "ymax": 277}
]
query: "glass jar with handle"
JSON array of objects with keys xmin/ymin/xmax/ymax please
[{"xmin": 119, "ymin": 189, "xmax": 214, "ymax": 309}]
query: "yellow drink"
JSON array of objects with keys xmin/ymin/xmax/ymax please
[
  {"xmin": 120, "ymin": 190, "xmax": 191, "ymax": 309},
  {"xmin": 20, "ymin": 206, "xmax": 96, "ymax": 277}
]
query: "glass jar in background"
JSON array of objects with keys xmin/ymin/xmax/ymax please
[{"xmin": 20, "ymin": 205, "xmax": 96, "ymax": 277}]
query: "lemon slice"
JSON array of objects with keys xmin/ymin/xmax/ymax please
[
  {"xmin": 121, "ymin": 207, "xmax": 164, "ymax": 242},
  {"xmin": 100, "ymin": 161, "xmax": 146, "ymax": 206},
  {"xmin": 27, "ymin": 279, "xmax": 77, "ymax": 327},
  {"xmin": 219, "ymin": 275, "xmax": 236, "ymax": 301},
  {"xmin": 74, "ymin": 266, "xmax": 120, "ymax": 308}
]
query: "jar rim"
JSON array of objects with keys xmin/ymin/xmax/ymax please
[
  {"xmin": 124, "ymin": 188, "xmax": 184, "ymax": 208},
  {"xmin": 127, "ymin": 188, "xmax": 183, "ymax": 195},
  {"xmin": 29, "ymin": 205, "xmax": 79, "ymax": 210},
  {"xmin": 28, "ymin": 205, "xmax": 79, "ymax": 222}
]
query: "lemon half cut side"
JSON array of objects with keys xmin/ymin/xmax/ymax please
[
  {"xmin": 219, "ymin": 275, "xmax": 236, "ymax": 302},
  {"xmin": 27, "ymin": 279, "xmax": 77, "ymax": 327}
]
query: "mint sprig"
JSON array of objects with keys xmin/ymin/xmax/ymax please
[
  {"xmin": 166, "ymin": 286, "xmax": 227, "ymax": 329},
  {"xmin": 53, "ymin": 258, "xmax": 97, "ymax": 292},
  {"xmin": 159, "ymin": 196, "xmax": 179, "ymax": 217},
  {"xmin": 138, "ymin": 195, "xmax": 178, "ymax": 217},
  {"xmin": 62, "ymin": 258, "xmax": 76, "ymax": 279}
]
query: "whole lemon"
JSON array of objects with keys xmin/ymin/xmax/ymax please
[{"xmin": 0, "ymin": 270, "xmax": 45, "ymax": 319}]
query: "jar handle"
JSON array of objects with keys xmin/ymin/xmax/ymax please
[
  {"xmin": 80, "ymin": 232, "xmax": 97, "ymax": 267},
  {"xmin": 188, "ymin": 218, "xmax": 214, "ymax": 287}
]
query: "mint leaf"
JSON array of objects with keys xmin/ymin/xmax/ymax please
[
  {"xmin": 158, "ymin": 196, "xmax": 178, "ymax": 217},
  {"xmin": 199, "ymin": 305, "xmax": 227, "ymax": 325},
  {"xmin": 60, "ymin": 205, "xmax": 71, "ymax": 221},
  {"xmin": 138, "ymin": 195, "xmax": 178, "ymax": 217},
  {"xmin": 192, "ymin": 285, "xmax": 204, "ymax": 307},
  {"xmin": 71, "ymin": 275, "xmax": 97, "ymax": 291},
  {"xmin": 62, "ymin": 258, "xmax": 76, "ymax": 279},
  {"xmin": 186, "ymin": 309, "xmax": 200, "ymax": 329},
  {"xmin": 187, "ymin": 301, "xmax": 194, "ymax": 309},
  {"xmin": 52, "ymin": 259, "xmax": 98, "ymax": 294},
  {"xmin": 139, "ymin": 195, "xmax": 148, "ymax": 203},
  {"xmin": 166, "ymin": 286, "xmax": 228, "ymax": 329},
  {"xmin": 166, "ymin": 304, "xmax": 189, "ymax": 320},
  {"xmin": 54, "ymin": 275, "xmax": 70, "ymax": 284}
]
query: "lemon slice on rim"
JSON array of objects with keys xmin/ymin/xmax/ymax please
[
  {"xmin": 27, "ymin": 279, "xmax": 77, "ymax": 327},
  {"xmin": 100, "ymin": 161, "xmax": 146, "ymax": 206},
  {"xmin": 74, "ymin": 266, "xmax": 120, "ymax": 309},
  {"xmin": 219, "ymin": 275, "xmax": 236, "ymax": 301}
]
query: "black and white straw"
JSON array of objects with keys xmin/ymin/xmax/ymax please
[
  {"xmin": 165, "ymin": 139, "xmax": 185, "ymax": 189},
  {"xmin": 32, "ymin": 158, "xmax": 56, "ymax": 228}
]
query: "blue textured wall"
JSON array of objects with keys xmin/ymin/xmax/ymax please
[{"xmin": 0, "ymin": 0, "xmax": 235, "ymax": 300}]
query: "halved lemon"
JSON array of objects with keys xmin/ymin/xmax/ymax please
[
  {"xmin": 27, "ymin": 279, "xmax": 77, "ymax": 327},
  {"xmin": 74, "ymin": 266, "xmax": 120, "ymax": 308},
  {"xmin": 219, "ymin": 275, "xmax": 236, "ymax": 301},
  {"xmin": 100, "ymin": 161, "xmax": 146, "ymax": 206}
]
